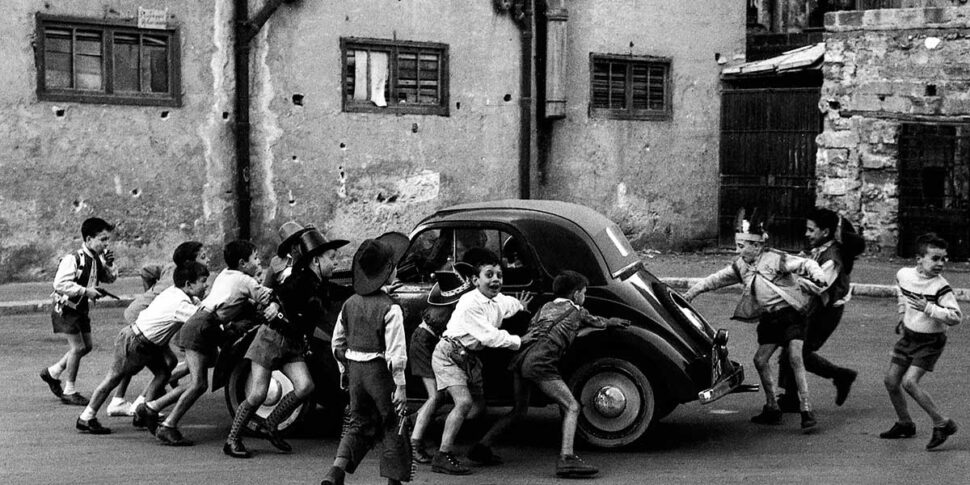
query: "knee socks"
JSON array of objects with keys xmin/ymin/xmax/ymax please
[
  {"xmin": 228, "ymin": 401, "xmax": 257, "ymax": 443},
  {"xmin": 265, "ymin": 392, "xmax": 301, "ymax": 431}
]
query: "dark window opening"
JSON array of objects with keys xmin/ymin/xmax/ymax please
[
  {"xmin": 36, "ymin": 14, "xmax": 181, "ymax": 107},
  {"xmin": 589, "ymin": 53, "xmax": 671, "ymax": 120},
  {"xmin": 341, "ymin": 37, "xmax": 449, "ymax": 116}
]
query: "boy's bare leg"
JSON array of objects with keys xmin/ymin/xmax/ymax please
[
  {"xmin": 535, "ymin": 379, "xmax": 580, "ymax": 456},
  {"xmin": 113, "ymin": 376, "xmax": 132, "ymax": 400},
  {"xmin": 753, "ymin": 344, "xmax": 780, "ymax": 407},
  {"xmin": 160, "ymin": 350, "xmax": 209, "ymax": 428},
  {"xmin": 478, "ymin": 374, "xmax": 530, "ymax": 448},
  {"xmin": 142, "ymin": 359, "xmax": 172, "ymax": 403},
  {"xmin": 883, "ymin": 362, "xmax": 912, "ymax": 424},
  {"xmin": 440, "ymin": 385, "xmax": 474, "ymax": 453},
  {"xmin": 786, "ymin": 339, "xmax": 812, "ymax": 411},
  {"xmin": 412, "ymin": 377, "xmax": 441, "ymax": 443},
  {"xmin": 62, "ymin": 333, "xmax": 93, "ymax": 394},
  {"xmin": 86, "ymin": 370, "xmax": 128, "ymax": 415},
  {"xmin": 900, "ymin": 366, "xmax": 946, "ymax": 425}
]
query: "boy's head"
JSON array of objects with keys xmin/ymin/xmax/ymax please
[
  {"xmin": 298, "ymin": 229, "xmax": 349, "ymax": 279},
  {"xmin": 80, "ymin": 217, "xmax": 114, "ymax": 253},
  {"xmin": 553, "ymin": 270, "xmax": 589, "ymax": 305},
  {"xmin": 224, "ymin": 240, "xmax": 260, "ymax": 276},
  {"xmin": 462, "ymin": 247, "xmax": 503, "ymax": 299},
  {"xmin": 174, "ymin": 261, "xmax": 210, "ymax": 298},
  {"xmin": 173, "ymin": 241, "xmax": 208, "ymax": 267},
  {"xmin": 915, "ymin": 233, "xmax": 948, "ymax": 277},
  {"xmin": 805, "ymin": 208, "xmax": 839, "ymax": 248},
  {"xmin": 734, "ymin": 208, "xmax": 767, "ymax": 264}
]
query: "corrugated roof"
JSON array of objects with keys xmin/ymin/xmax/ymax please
[{"xmin": 722, "ymin": 42, "xmax": 824, "ymax": 78}]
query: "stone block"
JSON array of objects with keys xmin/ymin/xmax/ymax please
[
  {"xmin": 817, "ymin": 130, "xmax": 860, "ymax": 149},
  {"xmin": 941, "ymin": 96, "xmax": 970, "ymax": 115},
  {"xmin": 850, "ymin": 94, "xmax": 883, "ymax": 112},
  {"xmin": 860, "ymin": 151, "xmax": 895, "ymax": 169}
]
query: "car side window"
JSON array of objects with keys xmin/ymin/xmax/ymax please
[{"xmin": 397, "ymin": 228, "xmax": 534, "ymax": 286}]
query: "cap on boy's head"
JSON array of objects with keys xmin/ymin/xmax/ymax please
[
  {"xmin": 224, "ymin": 240, "xmax": 257, "ymax": 270},
  {"xmin": 553, "ymin": 270, "xmax": 589, "ymax": 298},
  {"xmin": 428, "ymin": 268, "xmax": 475, "ymax": 306},
  {"xmin": 916, "ymin": 232, "xmax": 948, "ymax": 255},
  {"xmin": 81, "ymin": 217, "xmax": 114, "ymax": 239},
  {"xmin": 277, "ymin": 221, "xmax": 315, "ymax": 258},
  {"xmin": 352, "ymin": 232, "xmax": 409, "ymax": 295},
  {"xmin": 462, "ymin": 247, "xmax": 499, "ymax": 270},
  {"xmin": 735, "ymin": 208, "xmax": 767, "ymax": 243},
  {"xmin": 298, "ymin": 229, "xmax": 349, "ymax": 263},
  {"xmin": 172, "ymin": 241, "xmax": 205, "ymax": 267}
]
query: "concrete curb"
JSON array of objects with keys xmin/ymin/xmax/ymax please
[{"xmin": 2, "ymin": 279, "xmax": 969, "ymax": 316}]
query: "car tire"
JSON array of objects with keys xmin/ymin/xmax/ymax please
[
  {"xmin": 224, "ymin": 359, "xmax": 312, "ymax": 436},
  {"xmin": 569, "ymin": 357, "xmax": 656, "ymax": 448}
]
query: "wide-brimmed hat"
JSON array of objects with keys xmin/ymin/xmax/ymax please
[
  {"xmin": 277, "ymin": 221, "xmax": 316, "ymax": 257},
  {"xmin": 352, "ymin": 232, "xmax": 410, "ymax": 295},
  {"xmin": 427, "ymin": 262, "xmax": 476, "ymax": 306},
  {"xmin": 299, "ymin": 229, "xmax": 349, "ymax": 260}
]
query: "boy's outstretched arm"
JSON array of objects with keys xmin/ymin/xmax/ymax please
[
  {"xmin": 683, "ymin": 265, "xmax": 740, "ymax": 301},
  {"xmin": 924, "ymin": 287, "xmax": 962, "ymax": 327},
  {"xmin": 782, "ymin": 254, "xmax": 827, "ymax": 287}
]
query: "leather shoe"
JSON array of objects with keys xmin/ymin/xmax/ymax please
[
  {"xmin": 156, "ymin": 425, "xmax": 194, "ymax": 446},
  {"xmin": 776, "ymin": 394, "xmax": 799, "ymax": 413},
  {"xmin": 133, "ymin": 403, "xmax": 160, "ymax": 435},
  {"xmin": 834, "ymin": 369, "xmax": 858, "ymax": 406},
  {"xmin": 320, "ymin": 466, "xmax": 346, "ymax": 485},
  {"xmin": 263, "ymin": 426, "xmax": 292, "ymax": 453},
  {"xmin": 431, "ymin": 451, "xmax": 472, "ymax": 475},
  {"xmin": 800, "ymin": 410, "xmax": 818, "ymax": 430},
  {"xmin": 556, "ymin": 454, "xmax": 599, "ymax": 477},
  {"xmin": 412, "ymin": 440, "xmax": 433, "ymax": 464},
  {"xmin": 879, "ymin": 421, "xmax": 916, "ymax": 439},
  {"xmin": 60, "ymin": 393, "xmax": 89, "ymax": 406},
  {"xmin": 467, "ymin": 442, "xmax": 502, "ymax": 465},
  {"xmin": 926, "ymin": 419, "xmax": 958, "ymax": 450},
  {"xmin": 40, "ymin": 369, "xmax": 63, "ymax": 397},
  {"xmin": 223, "ymin": 440, "xmax": 252, "ymax": 458},
  {"xmin": 76, "ymin": 417, "xmax": 111, "ymax": 435},
  {"xmin": 750, "ymin": 405, "xmax": 783, "ymax": 425}
]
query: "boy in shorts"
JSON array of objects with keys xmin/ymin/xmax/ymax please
[
  {"xmin": 880, "ymin": 233, "xmax": 962, "ymax": 450},
  {"xmin": 684, "ymin": 210, "xmax": 826, "ymax": 430},
  {"xmin": 74, "ymin": 262, "xmax": 209, "ymax": 434},
  {"xmin": 138, "ymin": 240, "xmax": 278, "ymax": 446},
  {"xmin": 321, "ymin": 232, "xmax": 411, "ymax": 485},
  {"xmin": 430, "ymin": 248, "xmax": 532, "ymax": 475},
  {"xmin": 41, "ymin": 217, "xmax": 118, "ymax": 406}
]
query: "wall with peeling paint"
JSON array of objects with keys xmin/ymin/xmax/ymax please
[
  {"xmin": 0, "ymin": 1, "xmax": 231, "ymax": 282},
  {"xmin": 539, "ymin": 0, "xmax": 746, "ymax": 250},
  {"xmin": 249, "ymin": 0, "xmax": 523, "ymax": 256}
]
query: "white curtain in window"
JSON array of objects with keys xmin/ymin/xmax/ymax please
[
  {"xmin": 369, "ymin": 51, "xmax": 388, "ymax": 107},
  {"xmin": 353, "ymin": 50, "xmax": 368, "ymax": 101}
]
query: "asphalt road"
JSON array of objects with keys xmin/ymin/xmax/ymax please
[{"xmin": 2, "ymin": 292, "xmax": 969, "ymax": 484}]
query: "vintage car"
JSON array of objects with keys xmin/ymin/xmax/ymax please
[{"xmin": 215, "ymin": 199, "xmax": 752, "ymax": 447}]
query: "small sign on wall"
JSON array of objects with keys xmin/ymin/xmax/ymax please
[{"xmin": 138, "ymin": 7, "xmax": 168, "ymax": 30}]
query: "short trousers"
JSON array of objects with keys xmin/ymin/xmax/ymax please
[
  {"xmin": 51, "ymin": 309, "xmax": 91, "ymax": 335},
  {"xmin": 245, "ymin": 325, "xmax": 305, "ymax": 370},
  {"xmin": 178, "ymin": 309, "xmax": 222, "ymax": 364},
  {"xmin": 756, "ymin": 306, "xmax": 806, "ymax": 345},
  {"xmin": 891, "ymin": 328, "xmax": 947, "ymax": 372},
  {"xmin": 408, "ymin": 326, "xmax": 438, "ymax": 379},
  {"xmin": 517, "ymin": 340, "xmax": 565, "ymax": 383},
  {"xmin": 111, "ymin": 326, "xmax": 171, "ymax": 376},
  {"xmin": 431, "ymin": 338, "xmax": 483, "ymax": 396}
]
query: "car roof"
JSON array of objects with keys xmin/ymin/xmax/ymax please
[{"xmin": 420, "ymin": 199, "xmax": 640, "ymax": 279}]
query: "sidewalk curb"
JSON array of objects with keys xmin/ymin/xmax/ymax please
[{"xmin": 2, "ymin": 279, "xmax": 969, "ymax": 316}]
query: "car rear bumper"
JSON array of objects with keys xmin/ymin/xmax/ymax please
[{"xmin": 697, "ymin": 363, "xmax": 746, "ymax": 404}]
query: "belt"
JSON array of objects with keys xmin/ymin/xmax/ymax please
[{"xmin": 129, "ymin": 324, "xmax": 158, "ymax": 348}]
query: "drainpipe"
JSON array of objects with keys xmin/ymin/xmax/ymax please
[
  {"xmin": 501, "ymin": 1, "xmax": 535, "ymax": 199},
  {"xmin": 232, "ymin": 0, "xmax": 293, "ymax": 240}
]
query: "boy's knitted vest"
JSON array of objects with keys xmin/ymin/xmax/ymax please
[{"xmin": 342, "ymin": 292, "xmax": 394, "ymax": 353}]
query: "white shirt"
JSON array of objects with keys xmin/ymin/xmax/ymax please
[
  {"xmin": 52, "ymin": 245, "xmax": 118, "ymax": 300},
  {"xmin": 332, "ymin": 304, "xmax": 408, "ymax": 386},
  {"xmin": 200, "ymin": 269, "xmax": 273, "ymax": 322},
  {"xmin": 134, "ymin": 286, "xmax": 199, "ymax": 345},
  {"xmin": 442, "ymin": 289, "xmax": 523, "ymax": 351}
]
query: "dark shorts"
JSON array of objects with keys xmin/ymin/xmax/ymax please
[
  {"xmin": 512, "ymin": 340, "xmax": 566, "ymax": 383},
  {"xmin": 891, "ymin": 328, "xmax": 947, "ymax": 372},
  {"xmin": 756, "ymin": 306, "xmax": 806, "ymax": 345},
  {"xmin": 111, "ymin": 326, "xmax": 171, "ymax": 376},
  {"xmin": 178, "ymin": 309, "xmax": 222, "ymax": 364},
  {"xmin": 244, "ymin": 325, "xmax": 305, "ymax": 370},
  {"xmin": 408, "ymin": 326, "xmax": 438, "ymax": 379},
  {"xmin": 51, "ymin": 309, "xmax": 91, "ymax": 335}
]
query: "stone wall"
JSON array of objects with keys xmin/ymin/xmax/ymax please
[{"xmin": 818, "ymin": 6, "xmax": 970, "ymax": 255}]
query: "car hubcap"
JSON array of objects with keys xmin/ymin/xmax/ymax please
[
  {"xmin": 594, "ymin": 386, "xmax": 627, "ymax": 418},
  {"xmin": 580, "ymin": 370, "xmax": 642, "ymax": 433}
]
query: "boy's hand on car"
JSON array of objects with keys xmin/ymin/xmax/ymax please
[
  {"xmin": 682, "ymin": 289, "xmax": 697, "ymax": 302},
  {"xmin": 382, "ymin": 281, "xmax": 404, "ymax": 294},
  {"xmin": 262, "ymin": 302, "xmax": 281, "ymax": 321},
  {"xmin": 515, "ymin": 291, "xmax": 534, "ymax": 309},
  {"xmin": 607, "ymin": 318, "xmax": 631, "ymax": 329}
]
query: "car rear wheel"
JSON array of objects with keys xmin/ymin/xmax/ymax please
[
  {"xmin": 569, "ymin": 357, "xmax": 655, "ymax": 448},
  {"xmin": 225, "ymin": 359, "xmax": 311, "ymax": 435}
]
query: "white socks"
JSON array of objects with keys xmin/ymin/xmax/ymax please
[
  {"xmin": 63, "ymin": 381, "xmax": 76, "ymax": 395},
  {"xmin": 47, "ymin": 364, "xmax": 64, "ymax": 380},
  {"xmin": 132, "ymin": 395, "xmax": 146, "ymax": 408},
  {"xmin": 80, "ymin": 407, "xmax": 96, "ymax": 421}
]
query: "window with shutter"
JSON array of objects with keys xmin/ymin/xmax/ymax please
[
  {"xmin": 589, "ymin": 53, "xmax": 671, "ymax": 120},
  {"xmin": 341, "ymin": 37, "xmax": 449, "ymax": 116},
  {"xmin": 35, "ymin": 14, "xmax": 181, "ymax": 107}
]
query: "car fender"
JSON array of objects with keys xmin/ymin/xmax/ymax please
[{"xmin": 564, "ymin": 324, "xmax": 697, "ymax": 404}]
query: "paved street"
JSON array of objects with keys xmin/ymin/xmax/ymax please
[{"xmin": 2, "ymin": 292, "xmax": 968, "ymax": 484}]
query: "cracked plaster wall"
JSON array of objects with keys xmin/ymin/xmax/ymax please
[
  {"xmin": 818, "ymin": 6, "xmax": 970, "ymax": 255},
  {"xmin": 539, "ymin": 0, "xmax": 746, "ymax": 251},
  {"xmin": 0, "ymin": 1, "xmax": 231, "ymax": 281}
]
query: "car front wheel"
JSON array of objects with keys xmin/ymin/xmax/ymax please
[
  {"xmin": 569, "ymin": 357, "xmax": 655, "ymax": 448},
  {"xmin": 224, "ymin": 359, "xmax": 311, "ymax": 435}
]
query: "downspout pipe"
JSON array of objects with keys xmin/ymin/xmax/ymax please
[
  {"xmin": 232, "ymin": 0, "xmax": 291, "ymax": 240},
  {"xmin": 508, "ymin": 1, "xmax": 534, "ymax": 200}
]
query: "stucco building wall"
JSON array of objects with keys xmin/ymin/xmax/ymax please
[
  {"xmin": 818, "ymin": 6, "xmax": 970, "ymax": 254},
  {"xmin": 539, "ymin": 0, "xmax": 746, "ymax": 249}
]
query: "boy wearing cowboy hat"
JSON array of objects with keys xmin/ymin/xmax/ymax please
[
  {"xmin": 263, "ymin": 221, "xmax": 315, "ymax": 289},
  {"xmin": 409, "ymin": 265, "xmax": 478, "ymax": 464},
  {"xmin": 323, "ymin": 232, "xmax": 412, "ymax": 485},
  {"xmin": 224, "ymin": 228, "xmax": 349, "ymax": 458},
  {"xmin": 684, "ymin": 209, "xmax": 827, "ymax": 431}
]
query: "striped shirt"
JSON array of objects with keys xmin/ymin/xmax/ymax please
[{"xmin": 896, "ymin": 267, "xmax": 962, "ymax": 333}]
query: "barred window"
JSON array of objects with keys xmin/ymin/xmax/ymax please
[
  {"xmin": 36, "ymin": 15, "xmax": 180, "ymax": 107},
  {"xmin": 590, "ymin": 54, "xmax": 671, "ymax": 120},
  {"xmin": 341, "ymin": 37, "xmax": 449, "ymax": 116}
]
